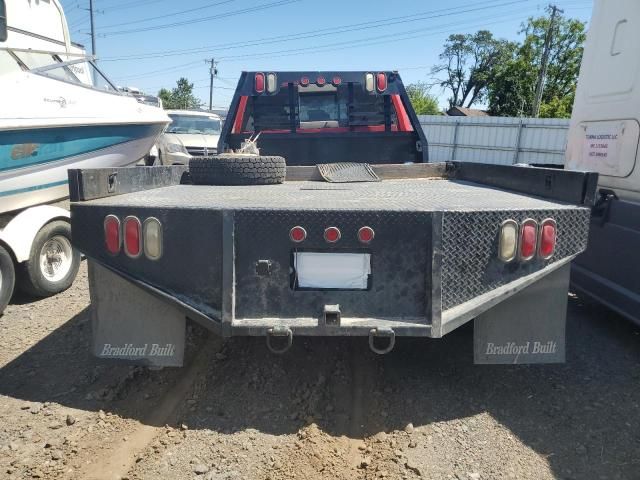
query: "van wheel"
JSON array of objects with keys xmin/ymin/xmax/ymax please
[
  {"xmin": 189, "ymin": 154, "xmax": 286, "ymax": 185},
  {"xmin": 17, "ymin": 221, "xmax": 81, "ymax": 297},
  {"xmin": 0, "ymin": 245, "xmax": 15, "ymax": 316}
]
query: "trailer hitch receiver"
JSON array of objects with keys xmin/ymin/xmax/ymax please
[
  {"xmin": 266, "ymin": 326, "xmax": 293, "ymax": 354},
  {"xmin": 368, "ymin": 327, "xmax": 395, "ymax": 355}
]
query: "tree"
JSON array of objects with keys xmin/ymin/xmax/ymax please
[
  {"xmin": 487, "ymin": 9, "xmax": 586, "ymax": 117},
  {"xmin": 157, "ymin": 78, "xmax": 201, "ymax": 110},
  {"xmin": 405, "ymin": 82, "xmax": 441, "ymax": 115},
  {"xmin": 431, "ymin": 31, "xmax": 516, "ymax": 109}
]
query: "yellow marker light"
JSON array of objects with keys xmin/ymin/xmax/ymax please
[
  {"xmin": 266, "ymin": 73, "xmax": 277, "ymax": 93},
  {"xmin": 365, "ymin": 73, "xmax": 375, "ymax": 92},
  {"xmin": 143, "ymin": 217, "xmax": 162, "ymax": 260},
  {"xmin": 499, "ymin": 219, "xmax": 518, "ymax": 262}
]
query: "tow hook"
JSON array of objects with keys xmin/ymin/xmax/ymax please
[
  {"xmin": 266, "ymin": 326, "xmax": 293, "ymax": 354},
  {"xmin": 368, "ymin": 328, "xmax": 396, "ymax": 355}
]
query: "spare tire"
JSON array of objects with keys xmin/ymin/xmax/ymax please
[{"xmin": 189, "ymin": 154, "xmax": 286, "ymax": 186}]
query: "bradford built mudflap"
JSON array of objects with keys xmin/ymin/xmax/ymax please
[{"xmin": 69, "ymin": 162, "xmax": 597, "ymax": 366}]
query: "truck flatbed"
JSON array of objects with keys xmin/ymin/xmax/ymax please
[{"xmin": 81, "ymin": 178, "xmax": 581, "ymax": 213}]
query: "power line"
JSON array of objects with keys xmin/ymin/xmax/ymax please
[
  {"xmin": 100, "ymin": 0, "xmax": 166, "ymax": 12},
  {"xmin": 118, "ymin": 59, "xmax": 204, "ymax": 80},
  {"xmin": 101, "ymin": 0, "xmax": 530, "ymax": 61},
  {"xmin": 98, "ymin": 0, "xmax": 233, "ymax": 29},
  {"xmin": 215, "ymin": 9, "xmax": 533, "ymax": 62},
  {"xmin": 99, "ymin": 0, "xmax": 301, "ymax": 36},
  {"xmin": 117, "ymin": 8, "xmax": 535, "ymax": 81}
]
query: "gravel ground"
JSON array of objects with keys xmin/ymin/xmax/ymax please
[{"xmin": 1, "ymin": 262, "xmax": 639, "ymax": 480}]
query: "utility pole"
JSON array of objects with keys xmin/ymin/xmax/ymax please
[
  {"xmin": 207, "ymin": 58, "xmax": 218, "ymax": 111},
  {"xmin": 531, "ymin": 4, "xmax": 562, "ymax": 117},
  {"xmin": 89, "ymin": 0, "xmax": 96, "ymax": 58}
]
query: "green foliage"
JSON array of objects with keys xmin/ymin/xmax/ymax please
[
  {"xmin": 157, "ymin": 78, "xmax": 201, "ymax": 110},
  {"xmin": 405, "ymin": 82, "xmax": 441, "ymax": 115},
  {"xmin": 538, "ymin": 90, "xmax": 575, "ymax": 118},
  {"xmin": 487, "ymin": 9, "xmax": 586, "ymax": 117},
  {"xmin": 432, "ymin": 30, "xmax": 516, "ymax": 109}
]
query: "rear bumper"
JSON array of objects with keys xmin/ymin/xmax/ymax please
[
  {"xmin": 90, "ymin": 256, "xmax": 575, "ymax": 339},
  {"xmin": 89, "ymin": 258, "xmax": 573, "ymax": 364}
]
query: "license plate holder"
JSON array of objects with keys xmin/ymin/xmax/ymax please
[{"xmin": 293, "ymin": 252, "xmax": 371, "ymax": 290}]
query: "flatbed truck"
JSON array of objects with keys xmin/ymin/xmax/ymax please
[{"xmin": 69, "ymin": 71, "xmax": 597, "ymax": 365}]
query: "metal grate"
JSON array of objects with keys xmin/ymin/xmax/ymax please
[{"xmin": 316, "ymin": 163, "xmax": 380, "ymax": 183}]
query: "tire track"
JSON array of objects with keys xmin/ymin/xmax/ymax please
[{"xmin": 79, "ymin": 336, "xmax": 222, "ymax": 480}]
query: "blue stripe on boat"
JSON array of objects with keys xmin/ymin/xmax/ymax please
[
  {"xmin": 0, "ymin": 124, "xmax": 158, "ymax": 172},
  {"xmin": 0, "ymin": 179, "xmax": 69, "ymax": 197}
]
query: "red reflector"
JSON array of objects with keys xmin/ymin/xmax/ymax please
[
  {"xmin": 300, "ymin": 76, "xmax": 309, "ymax": 86},
  {"xmin": 255, "ymin": 72, "xmax": 265, "ymax": 93},
  {"xmin": 538, "ymin": 219, "xmax": 556, "ymax": 259},
  {"xmin": 324, "ymin": 227, "xmax": 341, "ymax": 243},
  {"xmin": 332, "ymin": 76, "xmax": 342, "ymax": 86},
  {"xmin": 104, "ymin": 215, "xmax": 120, "ymax": 255},
  {"xmin": 376, "ymin": 72, "xmax": 387, "ymax": 92},
  {"xmin": 317, "ymin": 76, "xmax": 326, "ymax": 86},
  {"xmin": 519, "ymin": 220, "xmax": 537, "ymax": 261},
  {"xmin": 358, "ymin": 226, "xmax": 375, "ymax": 244},
  {"xmin": 289, "ymin": 226, "xmax": 307, "ymax": 243},
  {"xmin": 124, "ymin": 216, "xmax": 142, "ymax": 258}
]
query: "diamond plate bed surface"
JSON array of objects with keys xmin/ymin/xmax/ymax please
[
  {"xmin": 441, "ymin": 208, "xmax": 590, "ymax": 310},
  {"xmin": 84, "ymin": 179, "xmax": 583, "ymax": 212}
]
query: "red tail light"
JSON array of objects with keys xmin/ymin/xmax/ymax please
[
  {"xmin": 358, "ymin": 226, "xmax": 375, "ymax": 244},
  {"xmin": 538, "ymin": 219, "xmax": 556, "ymax": 259},
  {"xmin": 324, "ymin": 227, "xmax": 341, "ymax": 243},
  {"xmin": 519, "ymin": 219, "xmax": 538, "ymax": 261},
  {"xmin": 255, "ymin": 72, "xmax": 265, "ymax": 93},
  {"xmin": 289, "ymin": 226, "xmax": 307, "ymax": 243},
  {"xmin": 376, "ymin": 72, "xmax": 387, "ymax": 92},
  {"xmin": 317, "ymin": 76, "xmax": 326, "ymax": 86},
  {"xmin": 332, "ymin": 76, "xmax": 342, "ymax": 86},
  {"xmin": 104, "ymin": 215, "xmax": 120, "ymax": 255},
  {"xmin": 124, "ymin": 216, "xmax": 142, "ymax": 258},
  {"xmin": 300, "ymin": 76, "xmax": 310, "ymax": 86}
]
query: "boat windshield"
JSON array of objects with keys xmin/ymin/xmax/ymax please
[
  {"xmin": 167, "ymin": 114, "xmax": 221, "ymax": 134},
  {"xmin": 1, "ymin": 48, "xmax": 119, "ymax": 93}
]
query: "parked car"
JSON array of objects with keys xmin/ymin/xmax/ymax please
[{"xmin": 156, "ymin": 110, "xmax": 222, "ymax": 165}]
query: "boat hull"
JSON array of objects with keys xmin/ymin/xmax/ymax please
[{"xmin": 0, "ymin": 123, "xmax": 165, "ymax": 214}]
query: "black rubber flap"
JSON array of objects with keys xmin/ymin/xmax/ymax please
[{"xmin": 316, "ymin": 163, "xmax": 380, "ymax": 183}]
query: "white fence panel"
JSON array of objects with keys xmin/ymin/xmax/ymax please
[{"xmin": 419, "ymin": 115, "xmax": 570, "ymax": 165}]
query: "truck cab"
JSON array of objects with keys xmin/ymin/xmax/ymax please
[
  {"xmin": 220, "ymin": 71, "xmax": 427, "ymax": 165},
  {"xmin": 565, "ymin": 0, "xmax": 640, "ymax": 323}
]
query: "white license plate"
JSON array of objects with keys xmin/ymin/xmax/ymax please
[{"xmin": 294, "ymin": 252, "xmax": 371, "ymax": 290}]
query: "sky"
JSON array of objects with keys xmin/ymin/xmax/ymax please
[{"xmin": 60, "ymin": 0, "xmax": 594, "ymax": 109}]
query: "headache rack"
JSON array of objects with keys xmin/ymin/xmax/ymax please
[{"xmin": 219, "ymin": 71, "xmax": 428, "ymax": 165}]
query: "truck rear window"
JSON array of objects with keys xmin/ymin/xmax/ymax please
[{"xmin": 238, "ymin": 83, "xmax": 403, "ymax": 133}]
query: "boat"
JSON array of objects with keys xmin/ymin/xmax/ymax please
[{"xmin": 0, "ymin": 0, "xmax": 170, "ymax": 214}]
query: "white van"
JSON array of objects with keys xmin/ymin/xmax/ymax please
[{"xmin": 565, "ymin": 0, "xmax": 640, "ymax": 324}]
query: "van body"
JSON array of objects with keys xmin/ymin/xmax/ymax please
[{"xmin": 565, "ymin": 0, "xmax": 640, "ymax": 323}]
